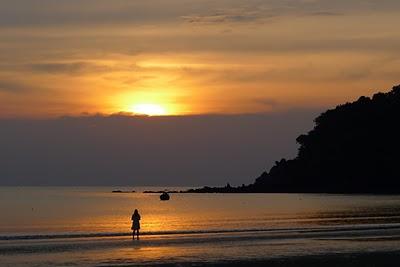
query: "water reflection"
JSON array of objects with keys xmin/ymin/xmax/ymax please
[{"xmin": 2, "ymin": 187, "xmax": 400, "ymax": 235}]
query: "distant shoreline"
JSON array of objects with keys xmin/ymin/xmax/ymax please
[{"xmin": 115, "ymin": 188, "xmax": 400, "ymax": 195}]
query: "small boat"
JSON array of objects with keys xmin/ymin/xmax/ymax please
[{"xmin": 160, "ymin": 192, "xmax": 170, "ymax": 201}]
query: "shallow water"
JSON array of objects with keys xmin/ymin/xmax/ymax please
[{"xmin": 1, "ymin": 187, "xmax": 400, "ymax": 266}]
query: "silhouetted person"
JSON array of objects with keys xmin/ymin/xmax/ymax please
[{"xmin": 131, "ymin": 209, "xmax": 141, "ymax": 240}]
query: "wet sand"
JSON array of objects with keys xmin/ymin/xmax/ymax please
[{"xmin": 130, "ymin": 251, "xmax": 400, "ymax": 267}]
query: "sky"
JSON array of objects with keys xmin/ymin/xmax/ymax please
[
  {"xmin": 1, "ymin": 0, "xmax": 399, "ymax": 117},
  {"xmin": 0, "ymin": 0, "xmax": 399, "ymax": 185}
]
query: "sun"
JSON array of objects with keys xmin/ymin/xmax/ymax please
[{"xmin": 130, "ymin": 103, "xmax": 167, "ymax": 116}]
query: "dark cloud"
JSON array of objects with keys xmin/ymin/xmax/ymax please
[
  {"xmin": 307, "ymin": 11, "xmax": 343, "ymax": 16},
  {"xmin": 1, "ymin": 0, "xmax": 399, "ymax": 28},
  {"xmin": 181, "ymin": 9, "xmax": 266, "ymax": 24},
  {"xmin": 253, "ymin": 98, "xmax": 279, "ymax": 108},
  {"xmin": 0, "ymin": 80, "xmax": 37, "ymax": 93},
  {"xmin": 180, "ymin": 7, "xmax": 343, "ymax": 25},
  {"xmin": 0, "ymin": 0, "xmax": 183, "ymax": 27},
  {"xmin": 25, "ymin": 62, "xmax": 119, "ymax": 75},
  {"xmin": 28, "ymin": 35, "xmax": 400, "ymax": 55},
  {"xmin": 0, "ymin": 111, "xmax": 319, "ymax": 186}
]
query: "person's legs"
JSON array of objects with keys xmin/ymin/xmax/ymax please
[
  {"xmin": 137, "ymin": 229, "xmax": 140, "ymax": 240},
  {"xmin": 132, "ymin": 230, "xmax": 135, "ymax": 240}
]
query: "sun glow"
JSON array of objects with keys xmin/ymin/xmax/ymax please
[{"xmin": 130, "ymin": 103, "xmax": 167, "ymax": 116}]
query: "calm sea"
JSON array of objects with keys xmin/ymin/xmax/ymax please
[{"xmin": 1, "ymin": 187, "xmax": 400, "ymax": 266}]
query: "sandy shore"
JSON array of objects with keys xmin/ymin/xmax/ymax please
[{"xmin": 117, "ymin": 251, "xmax": 400, "ymax": 267}]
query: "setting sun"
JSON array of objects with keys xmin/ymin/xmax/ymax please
[{"xmin": 130, "ymin": 104, "xmax": 167, "ymax": 116}]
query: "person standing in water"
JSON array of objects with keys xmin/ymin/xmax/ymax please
[{"xmin": 131, "ymin": 209, "xmax": 141, "ymax": 240}]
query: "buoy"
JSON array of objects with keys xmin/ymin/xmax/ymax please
[{"xmin": 160, "ymin": 192, "xmax": 170, "ymax": 201}]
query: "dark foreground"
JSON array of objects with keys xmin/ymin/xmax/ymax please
[
  {"xmin": 3, "ymin": 224, "xmax": 400, "ymax": 267},
  {"xmin": 119, "ymin": 251, "xmax": 400, "ymax": 267}
]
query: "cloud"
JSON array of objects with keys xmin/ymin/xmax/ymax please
[
  {"xmin": 253, "ymin": 98, "xmax": 279, "ymax": 108},
  {"xmin": 181, "ymin": 8, "xmax": 345, "ymax": 26},
  {"xmin": 0, "ymin": 0, "xmax": 182, "ymax": 27},
  {"xmin": 181, "ymin": 9, "xmax": 266, "ymax": 24},
  {"xmin": 0, "ymin": 80, "xmax": 37, "ymax": 93},
  {"xmin": 3, "ymin": 0, "xmax": 397, "ymax": 28},
  {"xmin": 24, "ymin": 62, "xmax": 120, "ymax": 75},
  {"xmin": 0, "ymin": 111, "xmax": 318, "ymax": 185},
  {"xmin": 307, "ymin": 11, "xmax": 343, "ymax": 16}
]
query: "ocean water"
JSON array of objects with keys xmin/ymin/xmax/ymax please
[{"xmin": 1, "ymin": 187, "xmax": 400, "ymax": 266}]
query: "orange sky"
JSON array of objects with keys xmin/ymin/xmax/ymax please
[{"xmin": 0, "ymin": 0, "xmax": 400, "ymax": 118}]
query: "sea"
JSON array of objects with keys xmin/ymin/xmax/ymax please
[{"xmin": 1, "ymin": 187, "xmax": 400, "ymax": 266}]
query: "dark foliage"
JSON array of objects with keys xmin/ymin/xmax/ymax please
[
  {"xmin": 249, "ymin": 85, "xmax": 400, "ymax": 193},
  {"xmin": 189, "ymin": 85, "xmax": 400, "ymax": 193}
]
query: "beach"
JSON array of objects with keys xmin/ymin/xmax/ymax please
[{"xmin": 1, "ymin": 187, "xmax": 400, "ymax": 266}]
